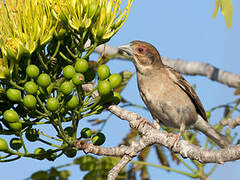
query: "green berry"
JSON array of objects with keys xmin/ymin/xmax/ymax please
[
  {"xmin": 64, "ymin": 148, "xmax": 77, "ymax": 158},
  {"xmin": 10, "ymin": 138, "xmax": 22, "ymax": 150},
  {"xmin": 64, "ymin": 127, "xmax": 74, "ymax": 137},
  {"xmin": 46, "ymin": 97, "xmax": 59, "ymax": 112},
  {"xmin": 81, "ymin": 128, "xmax": 92, "ymax": 138},
  {"xmin": 3, "ymin": 110, "xmax": 19, "ymax": 123},
  {"xmin": 75, "ymin": 59, "xmax": 88, "ymax": 73},
  {"xmin": 0, "ymin": 138, "xmax": 8, "ymax": 151},
  {"xmin": 37, "ymin": 73, "xmax": 51, "ymax": 87},
  {"xmin": 92, "ymin": 132, "xmax": 105, "ymax": 146},
  {"xmin": 34, "ymin": 148, "xmax": 46, "ymax": 160},
  {"xmin": 24, "ymin": 81, "xmax": 38, "ymax": 94},
  {"xmin": 84, "ymin": 67, "xmax": 95, "ymax": 82},
  {"xmin": 25, "ymin": 128, "xmax": 39, "ymax": 142},
  {"xmin": 23, "ymin": 95, "xmax": 37, "ymax": 109},
  {"xmin": 60, "ymin": 81, "xmax": 73, "ymax": 95},
  {"xmin": 97, "ymin": 65, "xmax": 110, "ymax": 80},
  {"xmin": 63, "ymin": 65, "xmax": 75, "ymax": 79},
  {"xmin": 26, "ymin": 65, "xmax": 39, "ymax": 78},
  {"xmin": 112, "ymin": 92, "xmax": 121, "ymax": 105},
  {"xmin": 6, "ymin": 88, "xmax": 21, "ymax": 102},
  {"xmin": 72, "ymin": 73, "xmax": 85, "ymax": 86},
  {"xmin": 66, "ymin": 95, "xmax": 79, "ymax": 109},
  {"xmin": 98, "ymin": 80, "xmax": 112, "ymax": 96},
  {"xmin": 46, "ymin": 149, "xmax": 57, "ymax": 161},
  {"xmin": 8, "ymin": 122, "xmax": 22, "ymax": 131},
  {"xmin": 109, "ymin": 73, "xmax": 122, "ymax": 88}
]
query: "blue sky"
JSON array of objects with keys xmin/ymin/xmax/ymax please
[{"xmin": 1, "ymin": 1, "xmax": 240, "ymax": 180}]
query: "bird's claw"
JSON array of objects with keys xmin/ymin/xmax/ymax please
[
  {"xmin": 167, "ymin": 132, "xmax": 180, "ymax": 149},
  {"xmin": 136, "ymin": 116, "xmax": 156, "ymax": 129}
]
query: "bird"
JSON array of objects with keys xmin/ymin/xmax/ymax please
[{"xmin": 119, "ymin": 40, "xmax": 231, "ymax": 148}]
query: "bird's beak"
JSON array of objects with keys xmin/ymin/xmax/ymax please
[{"xmin": 118, "ymin": 44, "xmax": 133, "ymax": 57}]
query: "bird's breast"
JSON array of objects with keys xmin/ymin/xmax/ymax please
[{"xmin": 137, "ymin": 72, "xmax": 198, "ymax": 128}]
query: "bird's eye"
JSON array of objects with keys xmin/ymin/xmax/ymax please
[{"xmin": 136, "ymin": 47, "xmax": 144, "ymax": 54}]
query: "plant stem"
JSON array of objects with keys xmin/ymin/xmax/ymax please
[
  {"xmin": 19, "ymin": 132, "xmax": 28, "ymax": 154},
  {"xmin": 37, "ymin": 50, "xmax": 48, "ymax": 71},
  {"xmin": 131, "ymin": 161, "xmax": 198, "ymax": 178},
  {"xmin": 38, "ymin": 138, "xmax": 61, "ymax": 148},
  {"xmin": 174, "ymin": 154, "xmax": 197, "ymax": 173},
  {"xmin": 59, "ymin": 52, "xmax": 73, "ymax": 63},
  {"xmin": 52, "ymin": 41, "xmax": 61, "ymax": 58},
  {"xmin": 9, "ymin": 80, "xmax": 24, "ymax": 90},
  {"xmin": 82, "ymin": 42, "xmax": 98, "ymax": 59}
]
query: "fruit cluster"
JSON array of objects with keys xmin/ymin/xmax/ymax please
[
  {"xmin": 80, "ymin": 127, "xmax": 106, "ymax": 146},
  {"xmin": 0, "ymin": 56, "xmax": 123, "ymax": 161},
  {"xmin": 97, "ymin": 64, "xmax": 122, "ymax": 104}
]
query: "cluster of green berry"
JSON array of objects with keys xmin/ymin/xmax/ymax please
[
  {"xmin": 0, "ymin": 54, "xmax": 123, "ymax": 160},
  {"xmin": 80, "ymin": 127, "xmax": 105, "ymax": 146},
  {"xmin": 97, "ymin": 64, "xmax": 122, "ymax": 104}
]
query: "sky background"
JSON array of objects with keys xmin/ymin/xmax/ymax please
[{"xmin": 1, "ymin": 0, "xmax": 240, "ymax": 180}]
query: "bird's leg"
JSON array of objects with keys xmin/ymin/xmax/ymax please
[
  {"xmin": 136, "ymin": 116, "xmax": 156, "ymax": 129},
  {"xmin": 175, "ymin": 123, "xmax": 185, "ymax": 143},
  {"xmin": 168, "ymin": 123, "xmax": 185, "ymax": 148}
]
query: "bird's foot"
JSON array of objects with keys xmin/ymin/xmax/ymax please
[{"xmin": 136, "ymin": 116, "xmax": 156, "ymax": 129}]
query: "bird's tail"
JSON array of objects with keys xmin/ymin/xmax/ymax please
[{"xmin": 193, "ymin": 116, "xmax": 231, "ymax": 148}]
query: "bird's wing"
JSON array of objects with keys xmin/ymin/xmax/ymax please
[{"xmin": 166, "ymin": 66, "xmax": 208, "ymax": 122}]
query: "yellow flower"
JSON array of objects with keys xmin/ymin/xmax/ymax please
[
  {"xmin": 0, "ymin": 0, "xmax": 56, "ymax": 59},
  {"xmin": 51, "ymin": 0, "xmax": 133, "ymax": 43}
]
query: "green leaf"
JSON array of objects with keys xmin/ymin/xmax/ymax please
[
  {"xmin": 49, "ymin": 168, "xmax": 59, "ymax": 179},
  {"xmin": 155, "ymin": 145, "xmax": 169, "ymax": 167},
  {"xmin": 74, "ymin": 156, "xmax": 126, "ymax": 179},
  {"xmin": 59, "ymin": 170, "xmax": 71, "ymax": 180},
  {"xmin": 84, "ymin": 171, "xmax": 102, "ymax": 180},
  {"xmin": 31, "ymin": 171, "xmax": 49, "ymax": 180},
  {"xmin": 100, "ymin": 157, "xmax": 120, "ymax": 170},
  {"xmin": 212, "ymin": 0, "xmax": 220, "ymax": 19},
  {"xmin": 234, "ymin": 87, "xmax": 240, "ymax": 95},
  {"xmin": 221, "ymin": 0, "xmax": 233, "ymax": 29},
  {"xmin": 212, "ymin": 0, "xmax": 233, "ymax": 28},
  {"xmin": 74, "ymin": 155, "xmax": 98, "ymax": 171}
]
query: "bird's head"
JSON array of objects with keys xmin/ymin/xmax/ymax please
[{"xmin": 119, "ymin": 40, "xmax": 164, "ymax": 74}]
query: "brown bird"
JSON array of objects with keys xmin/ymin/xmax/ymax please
[{"xmin": 119, "ymin": 40, "xmax": 231, "ymax": 148}]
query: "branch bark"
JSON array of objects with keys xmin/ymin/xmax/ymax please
[
  {"xmin": 221, "ymin": 116, "xmax": 240, "ymax": 128},
  {"xmin": 74, "ymin": 103, "xmax": 240, "ymax": 180}
]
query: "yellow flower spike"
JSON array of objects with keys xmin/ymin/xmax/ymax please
[
  {"xmin": 105, "ymin": 0, "xmax": 114, "ymax": 23},
  {"xmin": 82, "ymin": 0, "xmax": 88, "ymax": 8},
  {"xmin": 0, "ymin": 0, "xmax": 57, "ymax": 55},
  {"xmin": 87, "ymin": 1, "xmax": 99, "ymax": 19},
  {"xmin": 70, "ymin": 0, "xmax": 77, "ymax": 7},
  {"xmin": 4, "ymin": 38, "xmax": 29, "ymax": 61},
  {"xmin": 67, "ymin": 1, "xmax": 84, "ymax": 30},
  {"xmin": 0, "ymin": 56, "xmax": 9, "ymax": 79},
  {"xmin": 108, "ymin": 0, "xmax": 121, "ymax": 26},
  {"xmin": 112, "ymin": 0, "xmax": 133, "ymax": 32},
  {"xmin": 94, "ymin": 0, "xmax": 133, "ymax": 42},
  {"xmin": 5, "ymin": 38, "xmax": 20, "ymax": 60},
  {"xmin": 99, "ymin": 5, "xmax": 107, "ymax": 27},
  {"xmin": 84, "ymin": 18, "xmax": 92, "ymax": 29}
]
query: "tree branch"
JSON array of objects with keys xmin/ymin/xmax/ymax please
[
  {"xmin": 74, "ymin": 103, "xmax": 240, "ymax": 180},
  {"xmin": 92, "ymin": 43, "xmax": 240, "ymax": 88},
  {"xmin": 220, "ymin": 116, "xmax": 240, "ymax": 128}
]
